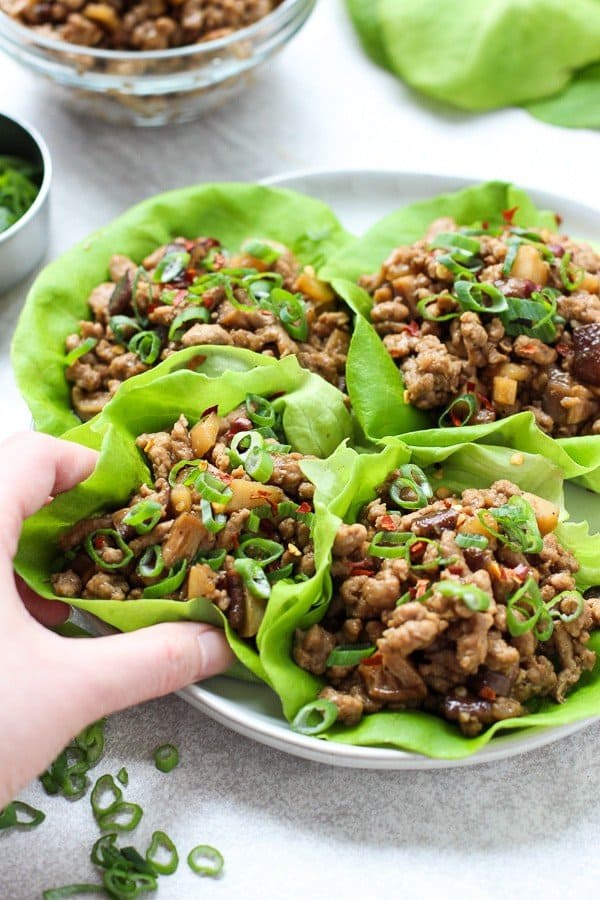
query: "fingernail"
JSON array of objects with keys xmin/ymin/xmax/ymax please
[{"xmin": 197, "ymin": 629, "xmax": 234, "ymax": 679}]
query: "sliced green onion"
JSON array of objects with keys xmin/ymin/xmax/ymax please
[
  {"xmin": 122, "ymin": 500, "xmax": 162, "ymax": 535},
  {"xmin": 455, "ymin": 533, "xmax": 489, "ymax": 550},
  {"xmin": 167, "ymin": 457, "xmax": 206, "ymax": 487},
  {"xmin": 247, "ymin": 510, "xmax": 261, "ymax": 532},
  {"xmin": 117, "ymin": 768, "xmax": 129, "ymax": 787},
  {"xmin": 436, "ymin": 249, "xmax": 481, "ymax": 281},
  {"xmin": 103, "ymin": 868, "xmax": 156, "ymax": 895},
  {"xmin": 267, "ymin": 563, "xmax": 295, "ymax": 583},
  {"xmin": 195, "ymin": 549, "xmax": 227, "ymax": 571},
  {"xmin": 142, "ymin": 559, "xmax": 188, "ymax": 599},
  {"xmin": 84, "ymin": 529, "xmax": 134, "ymax": 571},
  {"xmin": 246, "ymin": 271, "xmax": 284, "ymax": 303},
  {"xmin": 64, "ymin": 337, "xmax": 97, "ymax": 366},
  {"xmin": 545, "ymin": 590, "xmax": 585, "ymax": 624},
  {"xmin": 242, "ymin": 238, "xmax": 280, "ymax": 265},
  {"xmin": 434, "ymin": 579, "xmax": 490, "ymax": 611},
  {"xmin": 120, "ymin": 846, "xmax": 155, "ymax": 875},
  {"xmin": 128, "ymin": 330, "xmax": 161, "ymax": 365},
  {"xmin": 268, "ymin": 287, "xmax": 309, "ymax": 341},
  {"xmin": 506, "ymin": 577, "xmax": 548, "ymax": 638},
  {"xmin": 43, "ymin": 885, "xmax": 105, "ymax": 899},
  {"xmin": 389, "ymin": 464, "xmax": 432, "ymax": 509},
  {"xmin": 200, "ymin": 498, "xmax": 226, "ymax": 534},
  {"xmin": 500, "ymin": 291, "xmax": 559, "ymax": 343},
  {"xmin": 244, "ymin": 447, "xmax": 274, "ymax": 483},
  {"xmin": 160, "ymin": 288, "xmax": 178, "ymax": 305},
  {"xmin": 245, "ymin": 394, "xmax": 277, "ymax": 428},
  {"xmin": 194, "ymin": 471, "xmax": 233, "ymax": 503},
  {"xmin": 153, "ymin": 743, "xmax": 179, "ymax": 774},
  {"xmin": 502, "ymin": 237, "xmax": 523, "ymax": 276},
  {"xmin": 168, "ymin": 306, "xmax": 210, "ymax": 342},
  {"xmin": 234, "ymin": 558, "xmax": 271, "ymax": 600},
  {"xmin": 326, "ymin": 644, "xmax": 376, "ymax": 667},
  {"xmin": 91, "ymin": 774, "xmax": 122, "ymax": 819},
  {"xmin": 97, "ymin": 801, "xmax": 143, "ymax": 833},
  {"xmin": 368, "ymin": 531, "xmax": 413, "ymax": 558},
  {"xmin": 479, "ymin": 495, "xmax": 543, "ymax": 554},
  {"xmin": 41, "ymin": 721, "xmax": 106, "ymax": 799},
  {"xmin": 229, "ymin": 429, "xmax": 264, "ymax": 466},
  {"xmin": 146, "ymin": 830, "xmax": 179, "ymax": 876},
  {"xmin": 91, "ymin": 833, "xmax": 121, "ymax": 868},
  {"xmin": 416, "ymin": 294, "xmax": 458, "ymax": 322},
  {"xmin": 0, "ymin": 800, "xmax": 45, "ymax": 831},
  {"xmin": 187, "ymin": 845, "xmax": 224, "ymax": 878},
  {"xmin": 454, "ymin": 280, "xmax": 508, "ymax": 314},
  {"xmin": 236, "ymin": 537, "xmax": 284, "ymax": 567},
  {"xmin": 153, "ymin": 250, "xmax": 190, "ymax": 283},
  {"xmin": 109, "ymin": 315, "xmax": 141, "ymax": 345},
  {"xmin": 502, "ymin": 236, "xmax": 554, "ymax": 277},
  {"xmin": 137, "ymin": 545, "xmax": 165, "ymax": 579},
  {"xmin": 291, "ymin": 699, "xmax": 338, "ymax": 735},
  {"xmin": 430, "ymin": 232, "xmax": 481, "ymax": 255},
  {"xmin": 438, "ymin": 393, "xmax": 478, "ymax": 428},
  {"xmin": 559, "ymin": 250, "xmax": 585, "ymax": 292}
]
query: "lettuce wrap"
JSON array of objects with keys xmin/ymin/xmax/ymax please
[
  {"xmin": 14, "ymin": 353, "xmax": 353, "ymax": 683},
  {"xmin": 346, "ymin": 0, "xmax": 600, "ymax": 129},
  {"xmin": 11, "ymin": 182, "xmax": 352, "ymax": 437},
  {"xmin": 260, "ymin": 440, "xmax": 600, "ymax": 758},
  {"xmin": 322, "ymin": 181, "xmax": 600, "ymax": 492}
]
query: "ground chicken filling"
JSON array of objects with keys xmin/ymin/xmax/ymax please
[
  {"xmin": 293, "ymin": 468, "xmax": 600, "ymax": 736},
  {"xmin": 51, "ymin": 396, "xmax": 316, "ymax": 640},
  {"xmin": 64, "ymin": 237, "xmax": 349, "ymax": 420},
  {"xmin": 1, "ymin": 0, "xmax": 281, "ymax": 51},
  {"xmin": 361, "ymin": 216, "xmax": 600, "ymax": 437}
]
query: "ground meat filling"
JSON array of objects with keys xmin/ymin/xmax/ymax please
[
  {"xmin": 294, "ymin": 471, "xmax": 600, "ymax": 736},
  {"xmin": 51, "ymin": 397, "xmax": 316, "ymax": 640},
  {"xmin": 1, "ymin": 0, "xmax": 281, "ymax": 51},
  {"xmin": 361, "ymin": 217, "xmax": 600, "ymax": 437},
  {"xmin": 64, "ymin": 237, "xmax": 350, "ymax": 419}
]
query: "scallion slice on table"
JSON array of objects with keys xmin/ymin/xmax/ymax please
[
  {"xmin": 97, "ymin": 802, "xmax": 143, "ymax": 833},
  {"xmin": 187, "ymin": 844, "xmax": 225, "ymax": 877},
  {"xmin": 43, "ymin": 885, "xmax": 106, "ymax": 899},
  {"xmin": 0, "ymin": 800, "xmax": 45, "ymax": 830},
  {"xmin": 146, "ymin": 830, "xmax": 179, "ymax": 876},
  {"xmin": 153, "ymin": 743, "xmax": 179, "ymax": 773}
]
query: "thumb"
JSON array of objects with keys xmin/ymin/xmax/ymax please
[{"xmin": 63, "ymin": 622, "xmax": 235, "ymax": 728}]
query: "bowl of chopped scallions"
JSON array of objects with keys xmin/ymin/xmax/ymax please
[{"xmin": 0, "ymin": 112, "xmax": 51, "ymax": 294}]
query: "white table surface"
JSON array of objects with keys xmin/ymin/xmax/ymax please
[{"xmin": 1, "ymin": 1, "xmax": 600, "ymax": 897}]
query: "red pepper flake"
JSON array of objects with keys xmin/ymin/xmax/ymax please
[
  {"xmin": 186, "ymin": 355, "xmax": 207, "ymax": 372},
  {"xmin": 379, "ymin": 515, "xmax": 397, "ymax": 532},
  {"xmin": 297, "ymin": 502, "xmax": 312, "ymax": 515},
  {"xmin": 502, "ymin": 206, "xmax": 519, "ymax": 225},
  {"xmin": 93, "ymin": 536, "xmax": 106, "ymax": 550},
  {"xmin": 147, "ymin": 302, "xmax": 159, "ymax": 315},
  {"xmin": 466, "ymin": 381, "xmax": 476, "ymax": 392},
  {"xmin": 512, "ymin": 563, "xmax": 530, "ymax": 583},
  {"xmin": 361, "ymin": 652, "xmax": 382, "ymax": 668},
  {"xmin": 184, "ymin": 268, "xmax": 197, "ymax": 283},
  {"xmin": 479, "ymin": 686, "xmax": 497, "ymax": 701},
  {"xmin": 556, "ymin": 343, "xmax": 571, "ymax": 357},
  {"xmin": 415, "ymin": 579, "xmax": 430, "ymax": 599},
  {"xmin": 409, "ymin": 540, "xmax": 427, "ymax": 558},
  {"xmin": 476, "ymin": 391, "xmax": 493, "ymax": 411},
  {"xmin": 481, "ymin": 220, "xmax": 489, "ymax": 230},
  {"xmin": 349, "ymin": 560, "xmax": 376, "ymax": 577},
  {"xmin": 447, "ymin": 564, "xmax": 464, "ymax": 576},
  {"xmin": 401, "ymin": 320, "xmax": 420, "ymax": 336}
]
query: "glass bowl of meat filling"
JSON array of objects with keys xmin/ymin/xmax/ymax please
[{"xmin": 0, "ymin": 0, "xmax": 315, "ymax": 125}]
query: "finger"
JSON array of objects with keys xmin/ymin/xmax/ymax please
[
  {"xmin": 64, "ymin": 622, "xmax": 235, "ymax": 725},
  {"xmin": 0, "ymin": 432, "xmax": 98, "ymax": 558},
  {"xmin": 16, "ymin": 575, "xmax": 70, "ymax": 628}
]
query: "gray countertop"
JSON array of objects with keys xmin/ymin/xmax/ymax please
[{"xmin": 1, "ymin": 1, "xmax": 599, "ymax": 896}]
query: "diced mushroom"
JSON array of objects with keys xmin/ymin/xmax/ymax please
[
  {"xmin": 572, "ymin": 323, "xmax": 600, "ymax": 386},
  {"xmin": 162, "ymin": 513, "xmax": 209, "ymax": 567}
]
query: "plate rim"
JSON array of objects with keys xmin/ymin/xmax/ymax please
[{"xmin": 177, "ymin": 166, "xmax": 599, "ymax": 769}]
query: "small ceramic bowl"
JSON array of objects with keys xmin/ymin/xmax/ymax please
[{"xmin": 0, "ymin": 112, "xmax": 51, "ymax": 294}]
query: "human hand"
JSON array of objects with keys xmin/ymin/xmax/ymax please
[{"xmin": 0, "ymin": 432, "xmax": 234, "ymax": 808}]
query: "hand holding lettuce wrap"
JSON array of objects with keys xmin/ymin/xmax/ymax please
[{"xmin": 0, "ymin": 432, "xmax": 232, "ymax": 808}]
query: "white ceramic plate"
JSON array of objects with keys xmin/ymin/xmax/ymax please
[{"xmin": 79, "ymin": 169, "xmax": 587, "ymax": 768}]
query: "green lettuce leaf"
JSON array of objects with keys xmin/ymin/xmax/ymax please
[
  {"xmin": 14, "ymin": 355, "xmax": 353, "ymax": 682},
  {"xmin": 11, "ymin": 182, "xmax": 352, "ymax": 437},
  {"xmin": 525, "ymin": 62, "xmax": 600, "ymax": 129},
  {"xmin": 346, "ymin": 0, "xmax": 600, "ymax": 115},
  {"xmin": 324, "ymin": 181, "xmax": 600, "ymax": 491},
  {"xmin": 259, "ymin": 441, "xmax": 600, "ymax": 757}
]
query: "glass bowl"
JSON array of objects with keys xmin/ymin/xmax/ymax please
[{"xmin": 0, "ymin": 0, "xmax": 315, "ymax": 126}]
